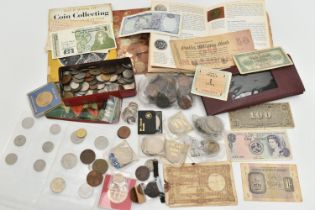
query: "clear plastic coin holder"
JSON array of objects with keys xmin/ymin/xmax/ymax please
[
  {"xmin": 36, "ymin": 124, "xmax": 115, "ymax": 210},
  {"xmin": 0, "ymin": 113, "xmax": 65, "ymax": 209},
  {"xmin": 137, "ymin": 134, "xmax": 166, "ymax": 158}
]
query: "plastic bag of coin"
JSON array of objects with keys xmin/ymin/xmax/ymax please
[
  {"xmin": 176, "ymin": 74, "xmax": 194, "ymax": 110},
  {"xmin": 138, "ymin": 134, "xmax": 166, "ymax": 157},
  {"xmin": 108, "ymin": 141, "xmax": 138, "ymax": 169},
  {"xmin": 163, "ymin": 137, "xmax": 190, "ymax": 166},
  {"xmin": 192, "ymin": 114, "xmax": 224, "ymax": 141},
  {"xmin": 165, "ymin": 111, "xmax": 193, "ymax": 138}
]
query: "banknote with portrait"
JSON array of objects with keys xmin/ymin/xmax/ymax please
[
  {"xmin": 226, "ymin": 130, "xmax": 292, "ymax": 161},
  {"xmin": 119, "ymin": 11, "xmax": 182, "ymax": 37},
  {"xmin": 241, "ymin": 163, "xmax": 302, "ymax": 202},
  {"xmin": 50, "ymin": 23, "xmax": 116, "ymax": 59}
]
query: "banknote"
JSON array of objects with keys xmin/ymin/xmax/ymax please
[
  {"xmin": 50, "ymin": 23, "xmax": 116, "ymax": 59},
  {"xmin": 191, "ymin": 66, "xmax": 232, "ymax": 101},
  {"xmin": 233, "ymin": 47, "xmax": 293, "ymax": 74},
  {"xmin": 226, "ymin": 130, "xmax": 292, "ymax": 161},
  {"xmin": 164, "ymin": 162, "xmax": 237, "ymax": 207},
  {"xmin": 119, "ymin": 11, "xmax": 182, "ymax": 37},
  {"xmin": 229, "ymin": 103, "xmax": 295, "ymax": 130},
  {"xmin": 241, "ymin": 163, "xmax": 302, "ymax": 202},
  {"xmin": 170, "ymin": 30, "xmax": 255, "ymax": 71}
]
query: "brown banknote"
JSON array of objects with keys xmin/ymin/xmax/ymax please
[
  {"xmin": 241, "ymin": 163, "xmax": 302, "ymax": 202},
  {"xmin": 164, "ymin": 162, "xmax": 237, "ymax": 207},
  {"xmin": 229, "ymin": 103, "xmax": 295, "ymax": 130}
]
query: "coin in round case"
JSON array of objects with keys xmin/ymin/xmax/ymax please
[
  {"xmin": 42, "ymin": 141, "xmax": 54, "ymax": 153},
  {"xmin": 33, "ymin": 159, "xmax": 46, "ymax": 172},
  {"xmin": 22, "ymin": 117, "xmax": 35, "ymax": 129},
  {"xmin": 50, "ymin": 124, "xmax": 61, "ymax": 135},
  {"xmin": 14, "ymin": 135, "xmax": 26, "ymax": 147},
  {"xmin": 5, "ymin": 153, "xmax": 18, "ymax": 165},
  {"xmin": 78, "ymin": 183, "xmax": 94, "ymax": 199},
  {"xmin": 94, "ymin": 136, "xmax": 109, "ymax": 150},
  {"xmin": 61, "ymin": 153, "xmax": 78, "ymax": 169},
  {"xmin": 50, "ymin": 177, "xmax": 66, "ymax": 193}
]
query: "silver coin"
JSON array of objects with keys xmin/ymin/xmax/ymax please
[
  {"xmin": 22, "ymin": 117, "xmax": 35, "ymax": 129},
  {"xmin": 63, "ymin": 85, "xmax": 71, "ymax": 92},
  {"xmin": 71, "ymin": 132, "xmax": 84, "ymax": 144},
  {"xmin": 50, "ymin": 124, "xmax": 61, "ymax": 135},
  {"xmin": 78, "ymin": 183, "xmax": 94, "ymax": 199},
  {"xmin": 61, "ymin": 153, "xmax": 77, "ymax": 169},
  {"xmin": 110, "ymin": 74, "xmax": 118, "ymax": 82},
  {"xmin": 70, "ymin": 81, "xmax": 80, "ymax": 89},
  {"xmin": 94, "ymin": 136, "xmax": 109, "ymax": 150},
  {"xmin": 145, "ymin": 159, "xmax": 157, "ymax": 172},
  {"xmin": 74, "ymin": 72, "xmax": 86, "ymax": 80},
  {"xmin": 122, "ymin": 70, "xmax": 133, "ymax": 79},
  {"xmin": 33, "ymin": 159, "xmax": 46, "ymax": 172},
  {"xmin": 80, "ymin": 82, "xmax": 90, "ymax": 92},
  {"xmin": 14, "ymin": 135, "xmax": 26, "ymax": 147},
  {"xmin": 42, "ymin": 141, "xmax": 54, "ymax": 153},
  {"xmin": 96, "ymin": 74, "xmax": 104, "ymax": 82},
  {"xmin": 97, "ymin": 83, "xmax": 105, "ymax": 90},
  {"xmin": 5, "ymin": 153, "xmax": 18, "ymax": 165}
]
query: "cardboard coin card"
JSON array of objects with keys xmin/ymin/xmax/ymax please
[{"xmin": 138, "ymin": 111, "xmax": 162, "ymax": 134}]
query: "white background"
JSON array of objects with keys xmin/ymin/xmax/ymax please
[{"xmin": 0, "ymin": 0, "xmax": 315, "ymax": 210}]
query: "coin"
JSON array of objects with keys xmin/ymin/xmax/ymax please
[
  {"xmin": 80, "ymin": 82, "xmax": 89, "ymax": 92},
  {"xmin": 135, "ymin": 166, "xmax": 150, "ymax": 181},
  {"xmin": 5, "ymin": 153, "xmax": 18, "ymax": 165},
  {"xmin": 63, "ymin": 92, "xmax": 74, "ymax": 98},
  {"xmin": 202, "ymin": 139, "xmax": 220, "ymax": 155},
  {"xmin": 178, "ymin": 95, "xmax": 192, "ymax": 110},
  {"xmin": 36, "ymin": 91, "xmax": 53, "ymax": 107},
  {"xmin": 130, "ymin": 187, "xmax": 138, "ymax": 203},
  {"xmin": 33, "ymin": 159, "xmax": 46, "ymax": 172},
  {"xmin": 42, "ymin": 141, "xmax": 54, "ymax": 153},
  {"xmin": 74, "ymin": 72, "xmax": 86, "ymax": 80},
  {"xmin": 76, "ymin": 128, "xmax": 87, "ymax": 138},
  {"xmin": 22, "ymin": 117, "xmax": 35, "ymax": 129},
  {"xmin": 110, "ymin": 74, "xmax": 118, "ymax": 82},
  {"xmin": 50, "ymin": 177, "xmax": 66, "ymax": 193},
  {"xmin": 86, "ymin": 170, "xmax": 103, "ymax": 187},
  {"xmin": 122, "ymin": 70, "xmax": 133, "ymax": 79},
  {"xmin": 89, "ymin": 69, "xmax": 101, "ymax": 75},
  {"xmin": 144, "ymin": 181, "xmax": 160, "ymax": 198},
  {"xmin": 14, "ymin": 135, "xmax": 26, "ymax": 147},
  {"xmin": 61, "ymin": 153, "xmax": 77, "ymax": 169},
  {"xmin": 101, "ymin": 74, "xmax": 111, "ymax": 81},
  {"xmin": 62, "ymin": 74, "xmax": 72, "ymax": 85},
  {"xmin": 123, "ymin": 83, "xmax": 135, "ymax": 90},
  {"xmin": 117, "ymin": 126, "xmax": 131, "ymax": 139},
  {"xmin": 78, "ymin": 183, "xmax": 94, "ymax": 199},
  {"xmin": 94, "ymin": 136, "xmax": 109, "ymax": 150},
  {"xmin": 80, "ymin": 149, "xmax": 96, "ymax": 164},
  {"xmin": 92, "ymin": 159, "xmax": 108, "ymax": 174},
  {"xmin": 71, "ymin": 132, "xmax": 84, "ymax": 144},
  {"xmin": 70, "ymin": 81, "xmax": 80, "ymax": 90},
  {"xmin": 156, "ymin": 93, "xmax": 171, "ymax": 108},
  {"xmin": 144, "ymin": 159, "xmax": 157, "ymax": 172},
  {"xmin": 50, "ymin": 124, "xmax": 61, "ymax": 135}
]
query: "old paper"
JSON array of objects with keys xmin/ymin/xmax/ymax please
[
  {"xmin": 229, "ymin": 103, "xmax": 295, "ymax": 130},
  {"xmin": 233, "ymin": 47, "xmax": 293, "ymax": 74},
  {"xmin": 164, "ymin": 162, "xmax": 237, "ymax": 207},
  {"xmin": 50, "ymin": 23, "xmax": 116, "ymax": 59},
  {"xmin": 191, "ymin": 66, "xmax": 232, "ymax": 101},
  {"xmin": 170, "ymin": 30, "xmax": 255, "ymax": 71},
  {"xmin": 226, "ymin": 130, "xmax": 292, "ymax": 161},
  {"xmin": 241, "ymin": 163, "xmax": 302, "ymax": 202}
]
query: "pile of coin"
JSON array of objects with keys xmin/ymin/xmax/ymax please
[{"xmin": 61, "ymin": 63, "xmax": 135, "ymax": 98}]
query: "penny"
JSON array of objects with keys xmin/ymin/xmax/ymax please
[
  {"xmin": 178, "ymin": 95, "xmax": 192, "ymax": 110},
  {"xmin": 92, "ymin": 159, "xmax": 108, "ymax": 174},
  {"xmin": 5, "ymin": 153, "xmax": 18, "ymax": 165},
  {"xmin": 62, "ymin": 74, "xmax": 72, "ymax": 85},
  {"xmin": 33, "ymin": 159, "xmax": 46, "ymax": 172},
  {"xmin": 144, "ymin": 181, "xmax": 160, "ymax": 198},
  {"xmin": 156, "ymin": 93, "xmax": 171, "ymax": 108},
  {"xmin": 76, "ymin": 128, "xmax": 87, "ymax": 138},
  {"xmin": 61, "ymin": 153, "xmax": 77, "ymax": 169},
  {"xmin": 14, "ymin": 135, "xmax": 26, "ymax": 147},
  {"xmin": 117, "ymin": 126, "xmax": 131, "ymax": 139},
  {"xmin": 145, "ymin": 159, "xmax": 157, "ymax": 172},
  {"xmin": 94, "ymin": 136, "xmax": 109, "ymax": 150},
  {"xmin": 80, "ymin": 149, "xmax": 96, "ymax": 164},
  {"xmin": 22, "ymin": 117, "xmax": 35, "ymax": 129},
  {"xmin": 50, "ymin": 177, "xmax": 66, "ymax": 193},
  {"xmin": 50, "ymin": 124, "xmax": 61, "ymax": 135},
  {"xmin": 135, "ymin": 166, "xmax": 150, "ymax": 181},
  {"xmin": 42, "ymin": 141, "xmax": 54, "ymax": 153},
  {"xmin": 78, "ymin": 183, "xmax": 94, "ymax": 199},
  {"xmin": 71, "ymin": 131, "xmax": 84, "ymax": 144},
  {"xmin": 86, "ymin": 170, "xmax": 103, "ymax": 187},
  {"xmin": 36, "ymin": 91, "xmax": 53, "ymax": 107}
]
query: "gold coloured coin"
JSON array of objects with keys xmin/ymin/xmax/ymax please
[
  {"xmin": 76, "ymin": 128, "xmax": 87, "ymax": 138},
  {"xmin": 100, "ymin": 74, "xmax": 111, "ymax": 81},
  {"xmin": 35, "ymin": 91, "xmax": 53, "ymax": 107},
  {"xmin": 50, "ymin": 177, "xmax": 66, "ymax": 193}
]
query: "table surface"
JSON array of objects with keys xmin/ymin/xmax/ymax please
[{"xmin": 0, "ymin": 0, "xmax": 315, "ymax": 210}]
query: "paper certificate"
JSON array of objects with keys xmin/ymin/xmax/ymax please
[
  {"xmin": 191, "ymin": 66, "xmax": 232, "ymax": 101},
  {"xmin": 170, "ymin": 30, "xmax": 255, "ymax": 71}
]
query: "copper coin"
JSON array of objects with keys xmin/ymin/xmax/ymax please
[
  {"xmin": 62, "ymin": 74, "xmax": 72, "ymax": 85},
  {"xmin": 144, "ymin": 181, "xmax": 160, "ymax": 198},
  {"xmin": 92, "ymin": 159, "xmax": 108, "ymax": 174},
  {"xmin": 86, "ymin": 170, "xmax": 103, "ymax": 187},
  {"xmin": 117, "ymin": 126, "xmax": 131, "ymax": 139},
  {"xmin": 135, "ymin": 166, "xmax": 150, "ymax": 181},
  {"xmin": 178, "ymin": 95, "xmax": 192, "ymax": 110},
  {"xmin": 80, "ymin": 149, "xmax": 96, "ymax": 164},
  {"xmin": 130, "ymin": 187, "xmax": 138, "ymax": 203}
]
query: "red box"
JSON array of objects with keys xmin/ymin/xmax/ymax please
[{"xmin": 59, "ymin": 57, "xmax": 136, "ymax": 106}]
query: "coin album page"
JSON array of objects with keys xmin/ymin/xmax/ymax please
[{"xmin": 0, "ymin": 112, "xmax": 116, "ymax": 210}]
